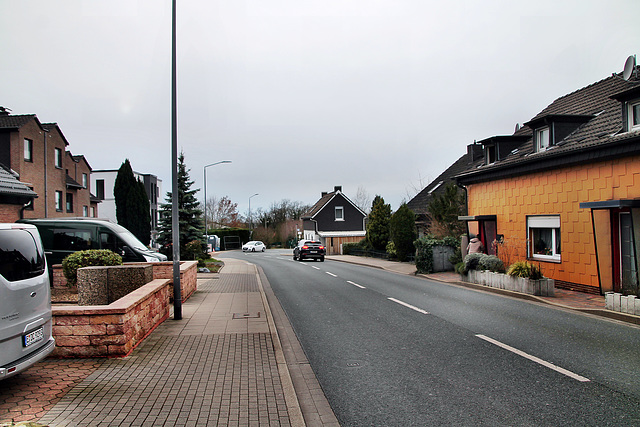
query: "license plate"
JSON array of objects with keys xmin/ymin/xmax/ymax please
[
  {"xmin": 23, "ymin": 327, "xmax": 44, "ymax": 348},
  {"xmin": 310, "ymin": 251, "xmax": 317, "ymax": 254}
]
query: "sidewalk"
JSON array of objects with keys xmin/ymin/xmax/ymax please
[{"xmin": 1, "ymin": 258, "xmax": 338, "ymax": 427}]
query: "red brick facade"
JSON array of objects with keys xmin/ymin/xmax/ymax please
[
  {"xmin": 1, "ymin": 115, "xmax": 98, "ymax": 219},
  {"xmin": 0, "ymin": 204, "xmax": 23, "ymax": 222}
]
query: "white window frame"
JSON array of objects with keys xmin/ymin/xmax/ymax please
[
  {"xmin": 83, "ymin": 206, "xmax": 89, "ymax": 217},
  {"xmin": 527, "ymin": 215, "xmax": 561, "ymax": 262},
  {"xmin": 24, "ymin": 138, "xmax": 33, "ymax": 161},
  {"xmin": 55, "ymin": 191, "xmax": 63, "ymax": 211},
  {"xmin": 628, "ymin": 100, "xmax": 640, "ymax": 131},
  {"xmin": 335, "ymin": 206, "xmax": 344, "ymax": 221},
  {"xmin": 55, "ymin": 148, "xmax": 63, "ymax": 168},
  {"xmin": 536, "ymin": 127, "xmax": 550, "ymax": 152}
]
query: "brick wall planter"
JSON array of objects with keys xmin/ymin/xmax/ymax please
[
  {"xmin": 605, "ymin": 292, "xmax": 640, "ymax": 316},
  {"xmin": 52, "ymin": 279, "xmax": 171, "ymax": 358},
  {"xmin": 53, "ymin": 261, "xmax": 198, "ymax": 302},
  {"xmin": 465, "ymin": 270, "xmax": 555, "ymax": 296},
  {"xmin": 50, "ymin": 261, "xmax": 198, "ymax": 358}
]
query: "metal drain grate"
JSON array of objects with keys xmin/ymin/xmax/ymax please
[{"xmin": 232, "ymin": 312, "xmax": 261, "ymax": 319}]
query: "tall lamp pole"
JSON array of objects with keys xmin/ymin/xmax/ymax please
[
  {"xmin": 171, "ymin": 0, "xmax": 181, "ymax": 319},
  {"xmin": 203, "ymin": 161, "xmax": 231, "ymax": 245},
  {"xmin": 249, "ymin": 193, "xmax": 259, "ymax": 232}
]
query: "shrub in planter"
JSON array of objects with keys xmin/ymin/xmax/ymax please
[
  {"xmin": 462, "ymin": 253, "xmax": 485, "ymax": 273},
  {"xmin": 62, "ymin": 249, "xmax": 123, "ymax": 286},
  {"xmin": 507, "ymin": 260, "xmax": 543, "ymax": 280},
  {"xmin": 479, "ymin": 255, "xmax": 505, "ymax": 273}
]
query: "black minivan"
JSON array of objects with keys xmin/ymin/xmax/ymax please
[
  {"xmin": 18, "ymin": 218, "xmax": 167, "ymax": 281},
  {"xmin": 0, "ymin": 223, "xmax": 55, "ymax": 380}
]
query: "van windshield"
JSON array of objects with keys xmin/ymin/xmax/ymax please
[
  {"xmin": 110, "ymin": 223, "xmax": 150, "ymax": 251},
  {"xmin": 0, "ymin": 229, "xmax": 46, "ymax": 282}
]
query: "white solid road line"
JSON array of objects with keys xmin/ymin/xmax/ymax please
[
  {"xmin": 475, "ymin": 334, "xmax": 590, "ymax": 382},
  {"xmin": 347, "ymin": 281, "xmax": 366, "ymax": 289},
  {"xmin": 388, "ymin": 298, "xmax": 430, "ymax": 315}
]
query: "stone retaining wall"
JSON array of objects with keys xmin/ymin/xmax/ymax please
[
  {"xmin": 52, "ymin": 279, "xmax": 171, "ymax": 357},
  {"xmin": 50, "ymin": 261, "xmax": 198, "ymax": 358},
  {"xmin": 53, "ymin": 261, "xmax": 198, "ymax": 302}
]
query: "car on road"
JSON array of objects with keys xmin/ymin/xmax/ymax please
[
  {"xmin": 293, "ymin": 240, "xmax": 326, "ymax": 262},
  {"xmin": 242, "ymin": 241, "xmax": 266, "ymax": 252},
  {"xmin": 0, "ymin": 223, "xmax": 55, "ymax": 380}
]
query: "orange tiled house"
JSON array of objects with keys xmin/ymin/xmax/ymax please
[{"xmin": 456, "ymin": 63, "xmax": 640, "ymax": 296}]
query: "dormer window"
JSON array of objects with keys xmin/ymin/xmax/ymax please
[
  {"xmin": 536, "ymin": 127, "xmax": 550, "ymax": 151},
  {"xmin": 485, "ymin": 145, "xmax": 496, "ymax": 164},
  {"xmin": 628, "ymin": 100, "xmax": 640, "ymax": 131}
]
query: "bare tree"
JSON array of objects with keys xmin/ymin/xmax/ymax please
[
  {"xmin": 205, "ymin": 195, "xmax": 240, "ymax": 228},
  {"xmin": 354, "ymin": 185, "xmax": 372, "ymax": 214}
]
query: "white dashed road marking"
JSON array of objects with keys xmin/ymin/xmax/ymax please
[{"xmin": 388, "ymin": 298, "xmax": 430, "ymax": 315}]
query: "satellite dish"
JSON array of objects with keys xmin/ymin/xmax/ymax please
[{"xmin": 623, "ymin": 55, "xmax": 636, "ymax": 81}]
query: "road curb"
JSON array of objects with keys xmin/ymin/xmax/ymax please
[{"xmin": 251, "ymin": 263, "xmax": 306, "ymax": 427}]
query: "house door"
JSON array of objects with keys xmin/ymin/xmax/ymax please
[{"xmin": 618, "ymin": 212, "xmax": 638, "ymax": 295}]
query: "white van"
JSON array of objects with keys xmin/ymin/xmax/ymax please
[{"xmin": 0, "ymin": 223, "xmax": 55, "ymax": 380}]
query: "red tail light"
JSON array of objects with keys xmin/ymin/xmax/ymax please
[
  {"xmin": 319, "ymin": 246, "xmax": 324, "ymax": 250},
  {"xmin": 302, "ymin": 245, "xmax": 309, "ymax": 249}
]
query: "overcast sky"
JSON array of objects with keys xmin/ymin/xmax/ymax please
[{"xmin": 1, "ymin": 0, "xmax": 639, "ymax": 215}]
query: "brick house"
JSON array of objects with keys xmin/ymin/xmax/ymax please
[
  {"xmin": 0, "ymin": 109, "xmax": 99, "ymax": 219},
  {"xmin": 0, "ymin": 164, "xmax": 37, "ymax": 222},
  {"xmin": 302, "ymin": 186, "xmax": 366, "ymax": 255},
  {"xmin": 455, "ymin": 63, "xmax": 640, "ymax": 296}
]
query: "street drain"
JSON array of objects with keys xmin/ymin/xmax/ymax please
[{"xmin": 232, "ymin": 312, "xmax": 261, "ymax": 319}]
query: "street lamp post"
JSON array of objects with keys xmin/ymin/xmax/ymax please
[
  {"xmin": 249, "ymin": 193, "xmax": 259, "ymax": 232},
  {"xmin": 203, "ymin": 161, "xmax": 231, "ymax": 246}
]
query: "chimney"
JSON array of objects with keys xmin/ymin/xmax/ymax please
[
  {"xmin": 467, "ymin": 143, "xmax": 484, "ymax": 163},
  {"xmin": 334, "ymin": 186, "xmax": 342, "ymax": 193},
  {"xmin": 321, "ymin": 192, "xmax": 328, "ymax": 197}
]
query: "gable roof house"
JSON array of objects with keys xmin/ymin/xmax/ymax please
[
  {"xmin": 455, "ymin": 62, "xmax": 640, "ymax": 296},
  {"xmin": 302, "ymin": 186, "xmax": 366, "ymax": 255},
  {"xmin": 0, "ymin": 164, "xmax": 37, "ymax": 222},
  {"xmin": 407, "ymin": 143, "xmax": 485, "ymax": 237},
  {"xmin": 0, "ymin": 109, "xmax": 99, "ymax": 220}
]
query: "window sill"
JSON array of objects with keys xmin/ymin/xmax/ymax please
[{"xmin": 529, "ymin": 255, "xmax": 561, "ymax": 263}]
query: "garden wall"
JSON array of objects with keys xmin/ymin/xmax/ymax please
[
  {"xmin": 465, "ymin": 270, "xmax": 555, "ymax": 296},
  {"xmin": 50, "ymin": 261, "xmax": 198, "ymax": 358}
]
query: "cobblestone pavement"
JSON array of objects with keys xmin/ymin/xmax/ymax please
[{"xmin": 0, "ymin": 359, "xmax": 103, "ymax": 424}]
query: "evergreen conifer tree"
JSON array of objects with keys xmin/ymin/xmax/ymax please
[
  {"xmin": 389, "ymin": 203, "xmax": 417, "ymax": 262},
  {"xmin": 366, "ymin": 195, "xmax": 391, "ymax": 250},
  {"xmin": 157, "ymin": 152, "xmax": 203, "ymax": 259},
  {"xmin": 114, "ymin": 159, "xmax": 152, "ymax": 245}
]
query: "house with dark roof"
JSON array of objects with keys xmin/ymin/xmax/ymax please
[
  {"xmin": 302, "ymin": 186, "xmax": 366, "ymax": 255},
  {"xmin": 407, "ymin": 143, "xmax": 484, "ymax": 237},
  {"xmin": 0, "ymin": 108, "xmax": 99, "ymax": 220},
  {"xmin": 0, "ymin": 164, "xmax": 37, "ymax": 222},
  {"xmin": 455, "ymin": 62, "xmax": 640, "ymax": 296}
]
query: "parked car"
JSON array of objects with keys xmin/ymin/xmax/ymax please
[
  {"xmin": 242, "ymin": 241, "xmax": 266, "ymax": 252},
  {"xmin": 293, "ymin": 240, "xmax": 326, "ymax": 262},
  {"xmin": 0, "ymin": 223, "xmax": 55, "ymax": 380},
  {"xmin": 17, "ymin": 218, "xmax": 167, "ymax": 282}
]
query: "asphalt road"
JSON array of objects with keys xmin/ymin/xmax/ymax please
[{"xmin": 219, "ymin": 250, "xmax": 640, "ymax": 426}]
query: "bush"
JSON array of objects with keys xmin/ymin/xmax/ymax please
[
  {"xmin": 462, "ymin": 253, "xmax": 485, "ymax": 273},
  {"xmin": 386, "ymin": 241, "xmax": 397, "ymax": 259},
  {"xmin": 507, "ymin": 261, "xmax": 543, "ymax": 280},
  {"xmin": 62, "ymin": 249, "xmax": 123, "ymax": 286},
  {"xmin": 478, "ymin": 255, "xmax": 505, "ymax": 273}
]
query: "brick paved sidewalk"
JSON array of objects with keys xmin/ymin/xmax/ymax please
[{"xmin": 33, "ymin": 259, "xmax": 302, "ymax": 427}]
